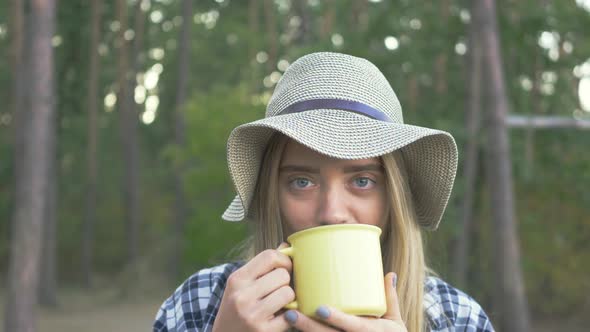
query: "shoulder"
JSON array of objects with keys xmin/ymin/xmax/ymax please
[
  {"xmin": 153, "ymin": 262, "xmax": 244, "ymax": 332},
  {"xmin": 423, "ymin": 276, "xmax": 495, "ymax": 332}
]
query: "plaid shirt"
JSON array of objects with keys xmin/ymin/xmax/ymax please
[{"xmin": 153, "ymin": 262, "xmax": 494, "ymax": 332}]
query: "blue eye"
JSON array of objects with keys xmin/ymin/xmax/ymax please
[
  {"xmin": 354, "ymin": 177, "xmax": 373, "ymax": 188},
  {"xmin": 292, "ymin": 178, "xmax": 312, "ymax": 188}
]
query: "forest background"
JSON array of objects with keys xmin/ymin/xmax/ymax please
[{"xmin": 1, "ymin": 0, "xmax": 589, "ymax": 331}]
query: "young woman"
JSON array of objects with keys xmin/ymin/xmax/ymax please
[{"xmin": 153, "ymin": 52, "xmax": 494, "ymax": 332}]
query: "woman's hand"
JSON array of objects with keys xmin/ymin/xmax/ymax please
[
  {"xmin": 212, "ymin": 243, "xmax": 294, "ymax": 332},
  {"xmin": 283, "ymin": 272, "xmax": 407, "ymax": 332}
]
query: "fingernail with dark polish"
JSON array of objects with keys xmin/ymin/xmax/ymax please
[
  {"xmin": 285, "ymin": 310, "xmax": 298, "ymax": 324},
  {"xmin": 316, "ymin": 305, "xmax": 330, "ymax": 319},
  {"xmin": 392, "ymin": 273, "xmax": 398, "ymax": 288}
]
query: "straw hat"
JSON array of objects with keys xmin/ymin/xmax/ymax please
[{"xmin": 222, "ymin": 52, "xmax": 457, "ymax": 230}]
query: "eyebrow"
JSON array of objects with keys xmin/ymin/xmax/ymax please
[
  {"xmin": 279, "ymin": 163, "xmax": 384, "ymax": 174},
  {"xmin": 279, "ymin": 165, "xmax": 319, "ymax": 173},
  {"xmin": 343, "ymin": 164, "xmax": 384, "ymax": 173}
]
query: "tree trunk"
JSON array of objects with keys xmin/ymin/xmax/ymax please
[
  {"xmin": 263, "ymin": 0, "xmax": 278, "ymax": 73},
  {"xmin": 9, "ymin": 0, "xmax": 25, "ymax": 145},
  {"xmin": 294, "ymin": 0, "xmax": 311, "ymax": 45},
  {"xmin": 350, "ymin": 0, "xmax": 368, "ymax": 32},
  {"xmin": 248, "ymin": 0, "xmax": 261, "ymax": 93},
  {"xmin": 406, "ymin": 74, "xmax": 418, "ymax": 113},
  {"xmin": 453, "ymin": 0, "xmax": 483, "ymax": 287},
  {"xmin": 127, "ymin": 0, "xmax": 147, "ymax": 121},
  {"xmin": 131, "ymin": 0, "xmax": 147, "ymax": 73},
  {"xmin": 321, "ymin": 0, "xmax": 335, "ymax": 39},
  {"xmin": 476, "ymin": 0, "xmax": 531, "ymax": 331},
  {"xmin": 128, "ymin": 0, "xmax": 147, "ymax": 273},
  {"xmin": 524, "ymin": 54, "xmax": 542, "ymax": 181},
  {"xmin": 5, "ymin": 0, "xmax": 56, "ymax": 330},
  {"xmin": 170, "ymin": 0, "xmax": 192, "ymax": 282},
  {"xmin": 39, "ymin": 0, "xmax": 64, "ymax": 302},
  {"xmin": 116, "ymin": 0, "xmax": 140, "ymax": 275},
  {"xmin": 248, "ymin": 0, "xmax": 259, "ymax": 60},
  {"xmin": 83, "ymin": 0, "xmax": 103, "ymax": 289},
  {"xmin": 434, "ymin": 0, "xmax": 450, "ymax": 95},
  {"xmin": 38, "ymin": 117, "xmax": 58, "ymax": 307},
  {"xmin": 8, "ymin": 0, "xmax": 25, "ymax": 256}
]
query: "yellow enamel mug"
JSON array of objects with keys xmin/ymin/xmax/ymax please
[{"xmin": 279, "ymin": 224, "xmax": 386, "ymax": 317}]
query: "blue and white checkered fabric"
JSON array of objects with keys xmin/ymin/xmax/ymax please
[{"xmin": 153, "ymin": 262, "xmax": 494, "ymax": 332}]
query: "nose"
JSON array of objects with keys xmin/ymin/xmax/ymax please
[{"xmin": 317, "ymin": 185, "xmax": 354, "ymax": 225}]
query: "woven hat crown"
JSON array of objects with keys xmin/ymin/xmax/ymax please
[
  {"xmin": 222, "ymin": 52, "xmax": 458, "ymax": 230},
  {"xmin": 267, "ymin": 52, "xmax": 404, "ymax": 123}
]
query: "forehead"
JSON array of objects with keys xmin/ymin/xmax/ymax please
[{"xmin": 280, "ymin": 139, "xmax": 381, "ymax": 167}]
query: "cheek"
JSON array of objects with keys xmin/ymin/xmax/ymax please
[
  {"xmin": 362, "ymin": 192, "xmax": 388, "ymax": 227},
  {"xmin": 279, "ymin": 191, "xmax": 315, "ymax": 233}
]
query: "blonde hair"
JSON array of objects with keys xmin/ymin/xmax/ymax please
[{"xmin": 244, "ymin": 133, "xmax": 427, "ymax": 332}]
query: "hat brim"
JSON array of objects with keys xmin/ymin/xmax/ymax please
[{"xmin": 222, "ymin": 109, "xmax": 457, "ymax": 230}]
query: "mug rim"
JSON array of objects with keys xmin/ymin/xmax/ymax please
[{"xmin": 286, "ymin": 224, "xmax": 382, "ymax": 243}]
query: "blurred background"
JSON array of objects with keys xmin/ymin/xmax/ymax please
[{"xmin": 1, "ymin": 0, "xmax": 589, "ymax": 331}]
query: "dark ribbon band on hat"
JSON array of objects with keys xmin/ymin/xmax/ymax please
[{"xmin": 278, "ymin": 98, "xmax": 393, "ymax": 123}]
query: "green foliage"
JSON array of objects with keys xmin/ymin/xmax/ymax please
[
  {"xmin": 514, "ymin": 130, "xmax": 590, "ymax": 314},
  {"xmin": 177, "ymin": 84, "xmax": 261, "ymax": 276}
]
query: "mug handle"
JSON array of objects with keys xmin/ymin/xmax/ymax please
[{"xmin": 278, "ymin": 247, "xmax": 298, "ymax": 310}]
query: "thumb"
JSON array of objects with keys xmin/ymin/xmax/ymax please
[{"xmin": 382, "ymin": 272, "xmax": 402, "ymax": 322}]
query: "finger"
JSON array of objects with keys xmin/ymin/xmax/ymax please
[
  {"xmin": 234, "ymin": 247, "xmax": 292, "ymax": 281},
  {"xmin": 265, "ymin": 313, "xmax": 291, "ymax": 332},
  {"xmin": 256, "ymin": 285, "xmax": 295, "ymax": 318},
  {"xmin": 248, "ymin": 267, "xmax": 291, "ymax": 300},
  {"xmin": 382, "ymin": 272, "xmax": 402, "ymax": 321},
  {"xmin": 314, "ymin": 305, "xmax": 365, "ymax": 331},
  {"xmin": 283, "ymin": 310, "xmax": 339, "ymax": 332}
]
